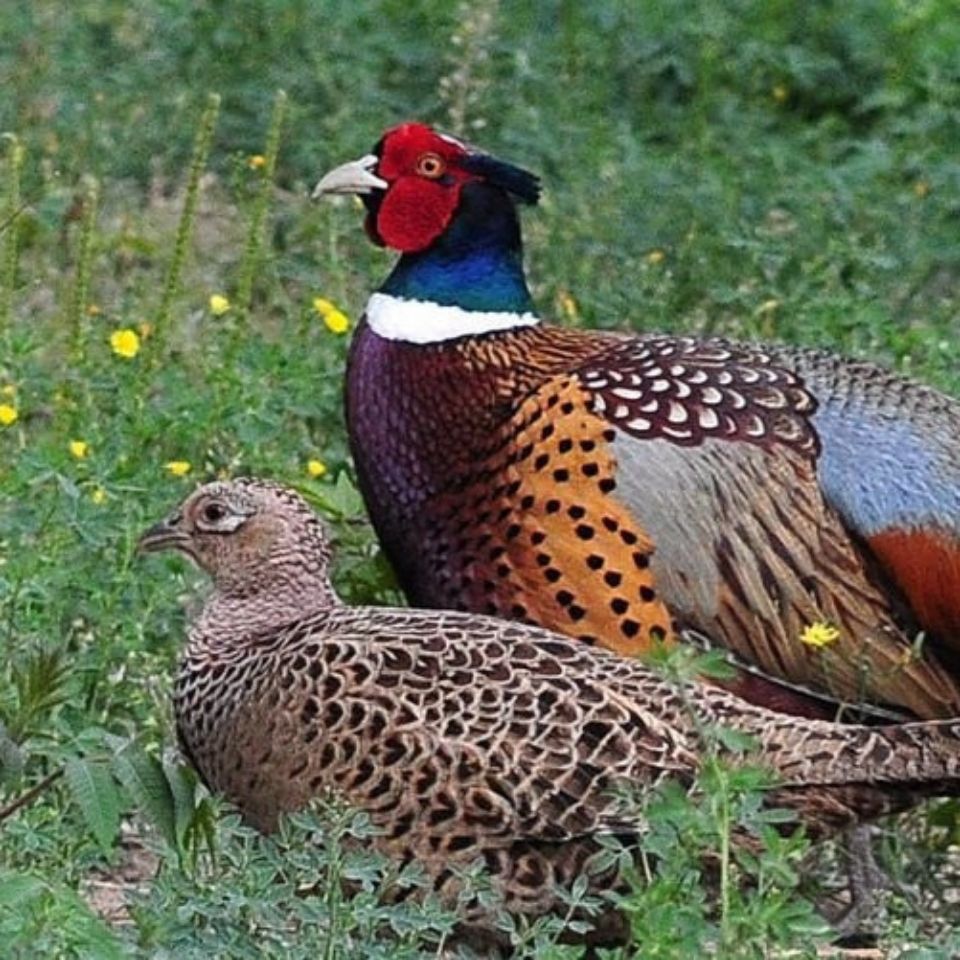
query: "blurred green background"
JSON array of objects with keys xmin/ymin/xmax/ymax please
[{"xmin": 3, "ymin": 0, "xmax": 959, "ymax": 377}]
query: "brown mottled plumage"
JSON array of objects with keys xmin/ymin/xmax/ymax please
[{"xmin": 141, "ymin": 479, "xmax": 960, "ymax": 943}]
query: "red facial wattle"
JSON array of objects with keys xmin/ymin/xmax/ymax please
[
  {"xmin": 374, "ymin": 177, "xmax": 463, "ymax": 253},
  {"xmin": 370, "ymin": 122, "xmax": 476, "ymax": 253}
]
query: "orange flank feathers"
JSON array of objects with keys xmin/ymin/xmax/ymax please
[
  {"xmin": 870, "ymin": 527, "xmax": 960, "ymax": 651},
  {"xmin": 446, "ymin": 375, "xmax": 676, "ymax": 657}
]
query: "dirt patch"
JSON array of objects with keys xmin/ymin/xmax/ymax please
[{"xmin": 80, "ymin": 821, "xmax": 159, "ymax": 927}]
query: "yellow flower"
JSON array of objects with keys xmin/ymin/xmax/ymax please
[
  {"xmin": 913, "ymin": 180, "xmax": 930, "ymax": 199},
  {"xmin": 800, "ymin": 622, "xmax": 840, "ymax": 649},
  {"xmin": 306, "ymin": 459, "xmax": 328, "ymax": 479},
  {"xmin": 312, "ymin": 297, "xmax": 350, "ymax": 335},
  {"xmin": 248, "ymin": 154, "xmax": 266, "ymax": 170},
  {"xmin": 110, "ymin": 328, "xmax": 141, "ymax": 359},
  {"xmin": 86, "ymin": 304, "xmax": 101, "ymax": 317},
  {"xmin": 165, "ymin": 460, "xmax": 192, "ymax": 477},
  {"xmin": 91, "ymin": 486, "xmax": 107, "ymax": 505},
  {"xmin": 0, "ymin": 404, "xmax": 18, "ymax": 426},
  {"xmin": 772, "ymin": 84, "xmax": 789, "ymax": 103},
  {"xmin": 69, "ymin": 440, "xmax": 89, "ymax": 459},
  {"xmin": 645, "ymin": 249, "xmax": 665, "ymax": 265},
  {"xmin": 209, "ymin": 293, "xmax": 231, "ymax": 316}
]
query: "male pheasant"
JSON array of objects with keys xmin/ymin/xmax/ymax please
[
  {"xmin": 314, "ymin": 122, "xmax": 960, "ymax": 722},
  {"xmin": 140, "ymin": 478, "xmax": 960, "ymax": 947}
]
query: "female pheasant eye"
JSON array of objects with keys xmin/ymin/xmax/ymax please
[
  {"xmin": 202, "ymin": 502, "xmax": 227, "ymax": 524},
  {"xmin": 415, "ymin": 153, "xmax": 446, "ymax": 179}
]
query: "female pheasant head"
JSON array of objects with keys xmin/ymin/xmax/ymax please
[
  {"xmin": 314, "ymin": 122, "xmax": 541, "ymax": 254},
  {"xmin": 138, "ymin": 478, "xmax": 335, "ymax": 599}
]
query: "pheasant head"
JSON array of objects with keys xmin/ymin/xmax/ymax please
[
  {"xmin": 314, "ymin": 121, "xmax": 540, "ymax": 254},
  {"xmin": 139, "ymin": 478, "xmax": 336, "ymax": 604}
]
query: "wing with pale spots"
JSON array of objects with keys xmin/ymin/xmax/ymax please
[{"xmin": 578, "ymin": 336, "xmax": 818, "ymax": 454}]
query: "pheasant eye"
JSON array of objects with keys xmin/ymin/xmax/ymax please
[
  {"xmin": 416, "ymin": 153, "xmax": 446, "ymax": 179},
  {"xmin": 201, "ymin": 502, "xmax": 227, "ymax": 524}
]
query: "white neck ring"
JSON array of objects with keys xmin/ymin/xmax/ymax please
[{"xmin": 364, "ymin": 292, "xmax": 539, "ymax": 344}]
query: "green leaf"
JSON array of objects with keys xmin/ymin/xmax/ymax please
[
  {"xmin": 163, "ymin": 754, "xmax": 199, "ymax": 849},
  {"xmin": 708, "ymin": 724, "xmax": 758, "ymax": 754},
  {"xmin": 300, "ymin": 471, "xmax": 365, "ymax": 520},
  {"xmin": 113, "ymin": 745, "xmax": 177, "ymax": 849},
  {"xmin": 0, "ymin": 872, "xmax": 47, "ymax": 909},
  {"xmin": 64, "ymin": 757, "xmax": 121, "ymax": 854},
  {"xmin": 0, "ymin": 721, "xmax": 24, "ymax": 783}
]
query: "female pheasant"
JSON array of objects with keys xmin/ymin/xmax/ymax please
[
  {"xmin": 314, "ymin": 122, "xmax": 960, "ymax": 722},
  {"xmin": 140, "ymin": 478, "xmax": 960, "ymax": 948}
]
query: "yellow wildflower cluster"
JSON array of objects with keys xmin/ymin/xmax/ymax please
[
  {"xmin": 645, "ymin": 249, "xmax": 665, "ymax": 265},
  {"xmin": 312, "ymin": 297, "xmax": 350, "ymax": 335},
  {"xmin": 306, "ymin": 459, "xmax": 328, "ymax": 479},
  {"xmin": 0, "ymin": 404, "xmax": 18, "ymax": 426},
  {"xmin": 165, "ymin": 461, "xmax": 192, "ymax": 477},
  {"xmin": 248, "ymin": 154, "xmax": 266, "ymax": 170},
  {"xmin": 799, "ymin": 622, "xmax": 840, "ymax": 649},
  {"xmin": 110, "ymin": 328, "xmax": 141, "ymax": 359},
  {"xmin": 69, "ymin": 440, "xmax": 89, "ymax": 459},
  {"xmin": 209, "ymin": 294, "xmax": 231, "ymax": 316}
]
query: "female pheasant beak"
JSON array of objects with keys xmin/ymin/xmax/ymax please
[
  {"xmin": 137, "ymin": 513, "xmax": 191, "ymax": 554},
  {"xmin": 311, "ymin": 154, "xmax": 387, "ymax": 199}
]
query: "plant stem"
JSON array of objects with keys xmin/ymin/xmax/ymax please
[
  {"xmin": 714, "ymin": 760, "xmax": 733, "ymax": 949},
  {"xmin": 70, "ymin": 177, "xmax": 99, "ymax": 364},
  {"xmin": 236, "ymin": 89, "xmax": 287, "ymax": 319},
  {"xmin": 155, "ymin": 93, "xmax": 221, "ymax": 349},
  {"xmin": 0, "ymin": 135, "xmax": 25, "ymax": 346},
  {"xmin": 0, "ymin": 769, "xmax": 64, "ymax": 824}
]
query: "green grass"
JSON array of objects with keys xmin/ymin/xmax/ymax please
[{"xmin": 1, "ymin": 0, "xmax": 959, "ymax": 956}]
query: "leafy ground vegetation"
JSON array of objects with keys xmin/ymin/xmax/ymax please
[{"xmin": 1, "ymin": 0, "xmax": 959, "ymax": 956}]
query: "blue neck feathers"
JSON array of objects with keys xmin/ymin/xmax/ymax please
[{"xmin": 379, "ymin": 182, "xmax": 534, "ymax": 314}]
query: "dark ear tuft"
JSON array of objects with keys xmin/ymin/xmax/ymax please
[{"xmin": 461, "ymin": 153, "xmax": 542, "ymax": 205}]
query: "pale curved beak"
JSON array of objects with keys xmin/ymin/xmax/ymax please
[{"xmin": 311, "ymin": 154, "xmax": 387, "ymax": 199}]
